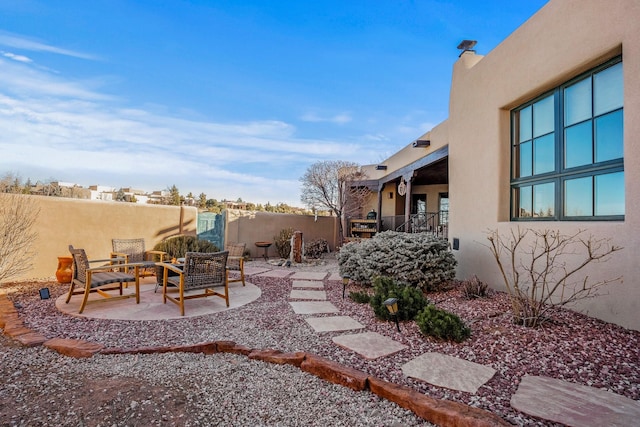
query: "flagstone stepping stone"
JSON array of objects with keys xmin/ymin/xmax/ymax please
[
  {"xmin": 290, "ymin": 290, "xmax": 327, "ymax": 300},
  {"xmin": 332, "ymin": 332, "xmax": 407, "ymax": 360},
  {"xmin": 289, "ymin": 301, "xmax": 339, "ymax": 314},
  {"xmin": 305, "ymin": 316, "xmax": 365, "ymax": 332},
  {"xmin": 327, "ymin": 272, "xmax": 342, "ymax": 281},
  {"xmin": 401, "ymin": 352, "xmax": 496, "ymax": 394},
  {"xmin": 292, "ymin": 280, "xmax": 325, "ymax": 289},
  {"xmin": 290, "ymin": 271, "xmax": 328, "ymax": 281},
  {"xmin": 511, "ymin": 375, "xmax": 640, "ymax": 427},
  {"xmin": 256, "ymin": 270, "xmax": 294, "ymax": 278}
]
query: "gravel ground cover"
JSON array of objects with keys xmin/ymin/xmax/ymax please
[{"xmin": 2, "ymin": 257, "xmax": 640, "ymax": 426}]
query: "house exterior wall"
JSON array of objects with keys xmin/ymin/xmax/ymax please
[
  {"xmin": 447, "ymin": 0, "xmax": 640, "ymax": 330},
  {"xmin": 3, "ymin": 196, "xmax": 340, "ymax": 282}
]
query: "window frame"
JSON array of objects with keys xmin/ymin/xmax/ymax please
[{"xmin": 510, "ymin": 56, "xmax": 624, "ymax": 222}]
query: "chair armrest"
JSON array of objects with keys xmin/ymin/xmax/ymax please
[
  {"xmin": 90, "ymin": 257, "xmax": 124, "ymax": 264},
  {"xmin": 156, "ymin": 262, "xmax": 184, "ymax": 275},
  {"xmin": 87, "ymin": 263, "xmax": 142, "ymax": 273},
  {"xmin": 146, "ymin": 250, "xmax": 169, "ymax": 261}
]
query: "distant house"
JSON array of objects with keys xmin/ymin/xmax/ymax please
[{"xmin": 348, "ymin": 0, "xmax": 639, "ymax": 330}]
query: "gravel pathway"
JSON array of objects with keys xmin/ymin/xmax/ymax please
[{"xmin": 2, "ymin": 257, "xmax": 640, "ymax": 426}]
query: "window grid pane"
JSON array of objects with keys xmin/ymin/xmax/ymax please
[
  {"xmin": 594, "ymin": 62, "xmax": 623, "ymax": 116},
  {"xmin": 595, "ymin": 172, "xmax": 624, "ymax": 215},
  {"xmin": 564, "ymin": 77, "xmax": 592, "ymax": 126},
  {"xmin": 565, "ymin": 177, "xmax": 593, "ymax": 216},
  {"xmin": 565, "ymin": 121, "xmax": 593, "ymax": 168},
  {"xmin": 533, "ymin": 182, "xmax": 554, "ymax": 217},
  {"xmin": 595, "ymin": 110, "xmax": 623, "ymax": 163}
]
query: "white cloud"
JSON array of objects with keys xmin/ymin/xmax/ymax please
[
  {"xmin": 300, "ymin": 111, "xmax": 352, "ymax": 124},
  {"xmin": 0, "ymin": 31, "xmax": 98, "ymax": 60},
  {"xmin": 2, "ymin": 51, "xmax": 32, "ymax": 63},
  {"xmin": 0, "ymin": 57, "xmax": 362, "ymax": 206}
]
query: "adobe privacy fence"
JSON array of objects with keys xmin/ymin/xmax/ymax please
[{"xmin": 4, "ymin": 195, "xmax": 339, "ymax": 282}]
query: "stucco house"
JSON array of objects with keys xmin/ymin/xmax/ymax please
[{"xmin": 349, "ymin": 0, "xmax": 640, "ymax": 331}]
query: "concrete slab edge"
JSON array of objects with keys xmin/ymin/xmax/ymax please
[{"xmin": 1, "ymin": 294, "xmax": 508, "ymax": 426}]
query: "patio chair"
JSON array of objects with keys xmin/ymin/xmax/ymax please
[
  {"xmin": 226, "ymin": 242, "xmax": 246, "ymax": 286},
  {"xmin": 111, "ymin": 238, "xmax": 168, "ymax": 279},
  {"xmin": 65, "ymin": 245, "xmax": 141, "ymax": 314},
  {"xmin": 158, "ymin": 251, "xmax": 229, "ymax": 316}
]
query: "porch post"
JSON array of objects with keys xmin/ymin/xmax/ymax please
[
  {"xmin": 404, "ymin": 174, "xmax": 412, "ymax": 231},
  {"xmin": 376, "ymin": 184, "xmax": 384, "ymax": 232}
]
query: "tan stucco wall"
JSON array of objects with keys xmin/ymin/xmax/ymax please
[
  {"xmin": 4, "ymin": 194, "xmax": 197, "ymax": 282},
  {"xmin": 447, "ymin": 0, "xmax": 640, "ymax": 330},
  {"xmin": 225, "ymin": 209, "xmax": 339, "ymax": 258}
]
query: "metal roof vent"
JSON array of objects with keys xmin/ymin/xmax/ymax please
[{"xmin": 457, "ymin": 40, "xmax": 477, "ymax": 57}]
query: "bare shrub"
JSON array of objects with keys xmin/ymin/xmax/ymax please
[
  {"xmin": 0, "ymin": 194, "xmax": 40, "ymax": 283},
  {"xmin": 486, "ymin": 227, "xmax": 622, "ymax": 327},
  {"xmin": 461, "ymin": 275, "xmax": 488, "ymax": 299}
]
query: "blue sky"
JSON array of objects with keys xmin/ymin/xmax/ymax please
[{"xmin": 0, "ymin": 0, "xmax": 548, "ymax": 206}]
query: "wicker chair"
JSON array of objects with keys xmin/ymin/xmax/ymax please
[
  {"xmin": 65, "ymin": 245, "xmax": 141, "ymax": 314},
  {"xmin": 226, "ymin": 243, "xmax": 246, "ymax": 286},
  {"xmin": 111, "ymin": 238, "xmax": 168, "ymax": 278},
  {"xmin": 157, "ymin": 251, "xmax": 229, "ymax": 316}
]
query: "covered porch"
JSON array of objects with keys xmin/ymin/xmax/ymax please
[{"xmin": 372, "ymin": 145, "xmax": 449, "ymax": 239}]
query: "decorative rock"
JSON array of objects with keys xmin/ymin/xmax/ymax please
[
  {"xmin": 248, "ymin": 349, "xmax": 306, "ymax": 367},
  {"xmin": 215, "ymin": 340, "xmax": 253, "ymax": 355},
  {"xmin": 511, "ymin": 375, "xmax": 640, "ymax": 427},
  {"xmin": 44, "ymin": 338, "xmax": 104, "ymax": 358},
  {"xmin": 300, "ymin": 354, "xmax": 368, "ymax": 391},
  {"xmin": 15, "ymin": 331, "xmax": 48, "ymax": 347},
  {"xmin": 368, "ymin": 376, "xmax": 510, "ymax": 427}
]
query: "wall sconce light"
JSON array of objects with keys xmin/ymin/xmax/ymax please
[
  {"xmin": 388, "ymin": 192, "xmax": 393, "ymax": 199},
  {"xmin": 39, "ymin": 288, "xmax": 50, "ymax": 300},
  {"xmin": 383, "ymin": 297, "xmax": 401, "ymax": 332},
  {"xmin": 376, "ymin": 165, "xmax": 387, "ymax": 170},
  {"xmin": 412, "ymin": 139, "xmax": 430, "ymax": 148},
  {"xmin": 342, "ymin": 275, "xmax": 350, "ymax": 299}
]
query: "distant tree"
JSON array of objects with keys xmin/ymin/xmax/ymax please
[
  {"xmin": 0, "ymin": 193, "xmax": 40, "ymax": 283},
  {"xmin": 23, "ymin": 178, "xmax": 32, "ymax": 194},
  {"xmin": 167, "ymin": 185, "xmax": 181, "ymax": 206},
  {"xmin": 116, "ymin": 188, "xmax": 126, "ymax": 202},
  {"xmin": 198, "ymin": 193, "xmax": 207, "ymax": 209},
  {"xmin": 300, "ymin": 160, "xmax": 371, "ymax": 243}
]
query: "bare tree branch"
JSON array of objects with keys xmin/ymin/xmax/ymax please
[
  {"xmin": 485, "ymin": 227, "xmax": 622, "ymax": 327},
  {"xmin": 0, "ymin": 193, "xmax": 40, "ymax": 283}
]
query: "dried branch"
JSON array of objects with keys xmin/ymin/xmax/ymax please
[
  {"xmin": 485, "ymin": 227, "xmax": 622, "ymax": 327},
  {"xmin": 0, "ymin": 193, "xmax": 40, "ymax": 283}
]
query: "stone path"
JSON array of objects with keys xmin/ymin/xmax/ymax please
[{"xmin": 260, "ymin": 261, "xmax": 640, "ymax": 426}]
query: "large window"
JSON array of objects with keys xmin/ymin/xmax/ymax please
[{"xmin": 511, "ymin": 57, "xmax": 624, "ymax": 220}]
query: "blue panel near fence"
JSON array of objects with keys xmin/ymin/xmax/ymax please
[{"xmin": 197, "ymin": 211, "xmax": 225, "ymax": 250}]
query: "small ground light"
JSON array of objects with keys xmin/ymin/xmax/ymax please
[
  {"xmin": 39, "ymin": 288, "xmax": 50, "ymax": 300},
  {"xmin": 342, "ymin": 275, "xmax": 350, "ymax": 299},
  {"xmin": 383, "ymin": 297, "xmax": 400, "ymax": 332}
]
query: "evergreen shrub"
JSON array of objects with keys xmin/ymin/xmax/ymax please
[
  {"xmin": 369, "ymin": 276, "xmax": 429, "ymax": 321},
  {"xmin": 153, "ymin": 235, "xmax": 219, "ymax": 260},
  {"xmin": 416, "ymin": 305, "xmax": 471, "ymax": 342},
  {"xmin": 349, "ymin": 290, "xmax": 371, "ymax": 304},
  {"xmin": 337, "ymin": 230, "xmax": 457, "ymax": 291}
]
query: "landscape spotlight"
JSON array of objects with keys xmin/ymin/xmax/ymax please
[
  {"xmin": 342, "ymin": 275, "xmax": 350, "ymax": 299},
  {"xmin": 39, "ymin": 288, "xmax": 50, "ymax": 300},
  {"xmin": 383, "ymin": 298, "xmax": 400, "ymax": 332}
]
